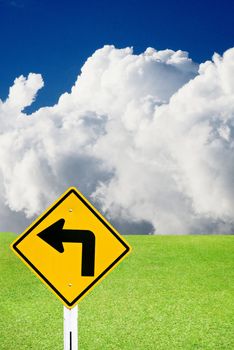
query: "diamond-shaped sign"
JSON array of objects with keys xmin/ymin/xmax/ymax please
[{"xmin": 11, "ymin": 187, "xmax": 131, "ymax": 308}]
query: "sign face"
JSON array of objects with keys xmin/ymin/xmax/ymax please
[{"xmin": 11, "ymin": 187, "xmax": 131, "ymax": 308}]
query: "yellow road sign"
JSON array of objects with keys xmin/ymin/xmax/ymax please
[{"xmin": 11, "ymin": 187, "xmax": 131, "ymax": 308}]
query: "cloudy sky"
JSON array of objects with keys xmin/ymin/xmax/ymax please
[{"xmin": 0, "ymin": 0, "xmax": 234, "ymax": 234}]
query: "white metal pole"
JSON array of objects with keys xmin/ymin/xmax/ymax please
[{"xmin": 64, "ymin": 305, "xmax": 78, "ymax": 350}]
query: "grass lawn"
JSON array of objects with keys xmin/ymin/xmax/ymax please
[{"xmin": 0, "ymin": 233, "xmax": 233, "ymax": 349}]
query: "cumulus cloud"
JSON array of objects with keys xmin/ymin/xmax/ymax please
[{"xmin": 0, "ymin": 45, "xmax": 233, "ymax": 234}]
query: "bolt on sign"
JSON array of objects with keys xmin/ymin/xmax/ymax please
[{"xmin": 11, "ymin": 187, "xmax": 131, "ymax": 308}]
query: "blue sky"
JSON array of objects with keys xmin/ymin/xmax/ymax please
[
  {"xmin": 0, "ymin": 0, "xmax": 234, "ymax": 234},
  {"xmin": 0, "ymin": 0, "xmax": 233, "ymax": 112}
]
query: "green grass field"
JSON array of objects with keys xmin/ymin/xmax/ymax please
[{"xmin": 0, "ymin": 233, "xmax": 233, "ymax": 349}]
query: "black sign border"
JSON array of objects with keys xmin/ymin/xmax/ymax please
[{"xmin": 12, "ymin": 188, "xmax": 130, "ymax": 307}]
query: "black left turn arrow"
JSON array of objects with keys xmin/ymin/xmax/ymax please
[{"xmin": 37, "ymin": 219, "xmax": 95, "ymax": 276}]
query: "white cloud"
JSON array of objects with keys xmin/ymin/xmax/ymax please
[{"xmin": 0, "ymin": 45, "xmax": 233, "ymax": 234}]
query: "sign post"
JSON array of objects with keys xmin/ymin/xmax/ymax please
[
  {"xmin": 11, "ymin": 187, "xmax": 131, "ymax": 347},
  {"xmin": 64, "ymin": 306, "xmax": 78, "ymax": 350}
]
